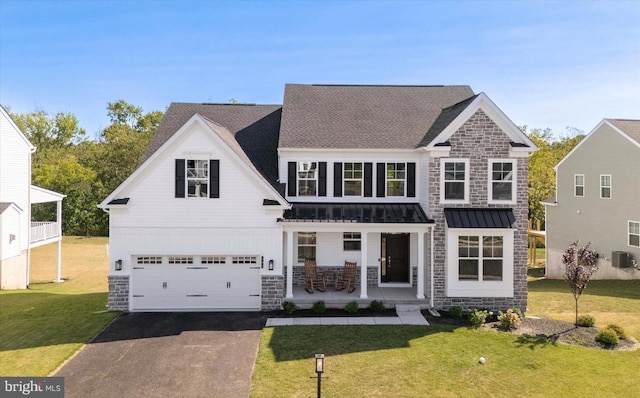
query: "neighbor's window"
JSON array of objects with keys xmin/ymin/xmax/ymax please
[
  {"xmin": 343, "ymin": 232, "xmax": 361, "ymax": 251},
  {"xmin": 344, "ymin": 163, "xmax": 363, "ymax": 196},
  {"xmin": 386, "ymin": 163, "xmax": 406, "ymax": 196},
  {"xmin": 574, "ymin": 174, "xmax": 585, "ymax": 197},
  {"xmin": 297, "ymin": 232, "xmax": 317, "ymax": 262},
  {"xmin": 489, "ymin": 160, "xmax": 515, "ymax": 202},
  {"xmin": 298, "ymin": 162, "xmax": 317, "ymax": 196},
  {"xmin": 458, "ymin": 235, "xmax": 503, "ymax": 281},
  {"xmin": 187, "ymin": 160, "xmax": 208, "ymax": 197},
  {"xmin": 629, "ymin": 221, "xmax": 640, "ymax": 248},
  {"xmin": 442, "ymin": 159, "xmax": 469, "ymax": 202},
  {"xmin": 600, "ymin": 175, "xmax": 611, "ymax": 199}
]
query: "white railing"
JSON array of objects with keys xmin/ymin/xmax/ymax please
[{"xmin": 31, "ymin": 222, "xmax": 60, "ymax": 244}]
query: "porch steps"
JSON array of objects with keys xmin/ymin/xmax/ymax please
[{"xmin": 395, "ymin": 305, "xmax": 429, "ymax": 325}]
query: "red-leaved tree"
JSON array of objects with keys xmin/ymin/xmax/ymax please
[{"xmin": 562, "ymin": 241, "xmax": 599, "ymax": 326}]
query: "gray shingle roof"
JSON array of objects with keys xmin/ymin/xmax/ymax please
[
  {"xmin": 608, "ymin": 119, "xmax": 640, "ymax": 144},
  {"xmin": 141, "ymin": 103, "xmax": 283, "ymax": 191},
  {"xmin": 279, "ymin": 84, "xmax": 475, "ymax": 149}
]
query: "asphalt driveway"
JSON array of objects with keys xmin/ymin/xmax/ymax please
[{"xmin": 54, "ymin": 312, "xmax": 269, "ymax": 398}]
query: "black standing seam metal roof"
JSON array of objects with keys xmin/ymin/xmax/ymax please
[
  {"xmin": 107, "ymin": 198, "xmax": 130, "ymax": 205},
  {"xmin": 281, "ymin": 203, "xmax": 433, "ymax": 224},
  {"xmin": 444, "ymin": 208, "xmax": 516, "ymax": 229}
]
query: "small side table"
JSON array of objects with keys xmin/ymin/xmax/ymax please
[{"xmin": 322, "ymin": 271, "xmax": 337, "ymax": 290}]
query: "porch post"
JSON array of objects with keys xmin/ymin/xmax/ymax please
[
  {"xmin": 359, "ymin": 232, "xmax": 368, "ymax": 299},
  {"xmin": 286, "ymin": 230, "xmax": 294, "ymax": 298},
  {"xmin": 416, "ymin": 231, "xmax": 425, "ymax": 299},
  {"xmin": 55, "ymin": 200, "xmax": 63, "ymax": 283}
]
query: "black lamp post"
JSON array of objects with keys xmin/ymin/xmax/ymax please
[{"xmin": 314, "ymin": 354, "xmax": 324, "ymax": 398}]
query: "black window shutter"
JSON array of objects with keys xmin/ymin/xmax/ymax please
[
  {"xmin": 210, "ymin": 159, "xmax": 219, "ymax": 198},
  {"xmin": 334, "ymin": 162, "xmax": 343, "ymax": 197},
  {"xmin": 364, "ymin": 163, "xmax": 373, "ymax": 197},
  {"xmin": 407, "ymin": 162, "xmax": 416, "ymax": 197},
  {"xmin": 318, "ymin": 162, "xmax": 327, "ymax": 196},
  {"xmin": 175, "ymin": 159, "xmax": 185, "ymax": 198},
  {"xmin": 376, "ymin": 163, "xmax": 386, "ymax": 197},
  {"xmin": 287, "ymin": 162, "xmax": 297, "ymax": 196}
]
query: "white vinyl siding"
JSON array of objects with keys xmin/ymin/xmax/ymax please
[
  {"xmin": 600, "ymin": 175, "xmax": 611, "ymax": 199},
  {"xmin": 574, "ymin": 174, "xmax": 584, "ymax": 197}
]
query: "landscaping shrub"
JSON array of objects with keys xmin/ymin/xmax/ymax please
[
  {"xmin": 577, "ymin": 315, "xmax": 595, "ymax": 327},
  {"xmin": 369, "ymin": 300, "xmax": 385, "ymax": 312},
  {"xmin": 511, "ymin": 307, "xmax": 524, "ymax": 320},
  {"xmin": 312, "ymin": 300, "xmax": 326, "ymax": 314},
  {"xmin": 497, "ymin": 308, "xmax": 522, "ymax": 331},
  {"xmin": 605, "ymin": 323, "xmax": 628, "ymax": 339},
  {"xmin": 449, "ymin": 306, "xmax": 463, "ymax": 319},
  {"xmin": 282, "ymin": 301, "xmax": 297, "ymax": 314},
  {"xmin": 595, "ymin": 328, "xmax": 619, "ymax": 348},
  {"xmin": 468, "ymin": 308, "xmax": 492, "ymax": 328},
  {"xmin": 344, "ymin": 301, "xmax": 359, "ymax": 314}
]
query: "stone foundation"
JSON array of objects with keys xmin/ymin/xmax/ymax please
[
  {"xmin": 107, "ymin": 275, "xmax": 129, "ymax": 311},
  {"xmin": 261, "ymin": 275, "xmax": 284, "ymax": 310}
]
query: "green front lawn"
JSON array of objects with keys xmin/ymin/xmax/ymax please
[
  {"xmin": 252, "ymin": 280, "xmax": 640, "ymax": 397},
  {"xmin": 0, "ymin": 237, "xmax": 117, "ymax": 376}
]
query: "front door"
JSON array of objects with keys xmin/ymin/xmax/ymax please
[{"xmin": 381, "ymin": 233, "xmax": 410, "ymax": 283}]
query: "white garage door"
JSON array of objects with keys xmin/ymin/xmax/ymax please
[{"xmin": 130, "ymin": 255, "xmax": 261, "ymax": 311}]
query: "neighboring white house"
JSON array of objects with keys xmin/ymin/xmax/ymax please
[
  {"xmin": 100, "ymin": 84, "xmax": 536, "ymax": 312},
  {"xmin": 544, "ymin": 119, "xmax": 640, "ymax": 280},
  {"xmin": 0, "ymin": 106, "xmax": 65, "ymax": 289}
]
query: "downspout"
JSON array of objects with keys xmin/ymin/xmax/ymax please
[
  {"xmin": 26, "ymin": 146, "xmax": 36, "ymax": 288},
  {"xmin": 429, "ymin": 226, "xmax": 434, "ymax": 308}
]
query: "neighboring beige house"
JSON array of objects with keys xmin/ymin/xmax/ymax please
[
  {"xmin": 0, "ymin": 105, "xmax": 65, "ymax": 289},
  {"xmin": 544, "ymin": 119, "xmax": 640, "ymax": 279}
]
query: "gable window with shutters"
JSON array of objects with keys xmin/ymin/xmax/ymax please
[
  {"xmin": 344, "ymin": 162, "xmax": 363, "ymax": 196},
  {"xmin": 175, "ymin": 159, "xmax": 219, "ymax": 198},
  {"xmin": 488, "ymin": 159, "xmax": 516, "ymax": 204},
  {"xmin": 386, "ymin": 163, "xmax": 406, "ymax": 196},
  {"xmin": 298, "ymin": 162, "xmax": 318, "ymax": 196},
  {"xmin": 441, "ymin": 158, "xmax": 469, "ymax": 203}
]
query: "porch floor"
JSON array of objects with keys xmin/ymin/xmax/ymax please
[{"xmin": 289, "ymin": 286, "xmax": 429, "ymax": 309}]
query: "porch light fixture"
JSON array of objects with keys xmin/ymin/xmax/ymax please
[
  {"xmin": 268, "ymin": 259, "xmax": 274, "ymax": 271},
  {"xmin": 115, "ymin": 259, "xmax": 123, "ymax": 271}
]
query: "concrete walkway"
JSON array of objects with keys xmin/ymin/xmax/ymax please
[{"xmin": 265, "ymin": 304, "xmax": 429, "ymax": 326}]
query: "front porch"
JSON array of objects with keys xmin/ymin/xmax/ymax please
[{"xmin": 289, "ymin": 285, "xmax": 430, "ymax": 309}]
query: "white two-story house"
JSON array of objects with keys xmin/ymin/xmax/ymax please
[
  {"xmin": 544, "ymin": 119, "xmax": 640, "ymax": 279},
  {"xmin": 100, "ymin": 84, "xmax": 536, "ymax": 312},
  {"xmin": 0, "ymin": 105, "xmax": 65, "ymax": 289}
]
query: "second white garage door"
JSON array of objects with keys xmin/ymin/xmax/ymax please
[{"xmin": 130, "ymin": 255, "xmax": 261, "ymax": 311}]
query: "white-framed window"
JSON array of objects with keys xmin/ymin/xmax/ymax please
[
  {"xmin": 441, "ymin": 159, "xmax": 469, "ymax": 203},
  {"xmin": 343, "ymin": 232, "xmax": 361, "ymax": 251},
  {"xmin": 187, "ymin": 159, "xmax": 208, "ymax": 197},
  {"xmin": 298, "ymin": 162, "xmax": 317, "ymax": 196},
  {"xmin": 574, "ymin": 174, "xmax": 585, "ymax": 197},
  {"xmin": 136, "ymin": 256, "xmax": 163, "ymax": 264},
  {"xmin": 297, "ymin": 232, "xmax": 316, "ymax": 262},
  {"xmin": 168, "ymin": 256, "xmax": 193, "ymax": 264},
  {"xmin": 446, "ymin": 229, "xmax": 514, "ymax": 298},
  {"xmin": 457, "ymin": 236, "xmax": 503, "ymax": 281},
  {"xmin": 386, "ymin": 163, "xmax": 406, "ymax": 196},
  {"xmin": 344, "ymin": 162, "xmax": 363, "ymax": 196},
  {"xmin": 201, "ymin": 256, "xmax": 226, "ymax": 264},
  {"xmin": 629, "ymin": 221, "xmax": 640, "ymax": 248},
  {"xmin": 600, "ymin": 175, "xmax": 611, "ymax": 199},
  {"xmin": 232, "ymin": 256, "xmax": 258, "ymax": 264},
  {"xmin": 488, "ymin": 159, "xmax": 516, "ymax": 203}
]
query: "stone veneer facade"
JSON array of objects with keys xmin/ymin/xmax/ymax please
[
  {"xmin": 428, "ymin": 110, "xmax": 529, "ymax": 312},
  {"xmin": 261, "ymin": 275, "xmax": 284, "ymax": 310},
  {"xmin": 107, "ymin": 275, "xmax": 130, "ymax": 311}
]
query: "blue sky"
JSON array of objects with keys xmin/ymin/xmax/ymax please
[{"xmin": 1, "ymin": 0, "xmax": 639, "ymax": 140}]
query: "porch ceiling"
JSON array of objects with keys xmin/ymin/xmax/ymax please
[{"xmin": 280, "ymin": 203, "xmax": 433, "ymax": 224}]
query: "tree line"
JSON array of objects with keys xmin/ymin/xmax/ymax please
[
  {"xmin": 6, "ymin": 102, "xmax": 582, "ymax": 236},
  {"xmin": 8, "ymin": 100, "xmax": 163, "ymax": 236}
]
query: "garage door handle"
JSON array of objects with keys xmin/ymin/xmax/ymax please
[
  {"xmin": 163, "ymin": 282, "xmax": 167, "ymax": 289},
  {"xmin": 133, "ymin": 266, "xmax": 144, "ymax": 269},
  {"xmin": 186, "ymin": 294, "xmax": 207, "ymax": 297}
]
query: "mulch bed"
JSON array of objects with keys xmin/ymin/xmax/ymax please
[{"xmin": 423, "ymin": 311, "xmax": 638, "ymax": 351}]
